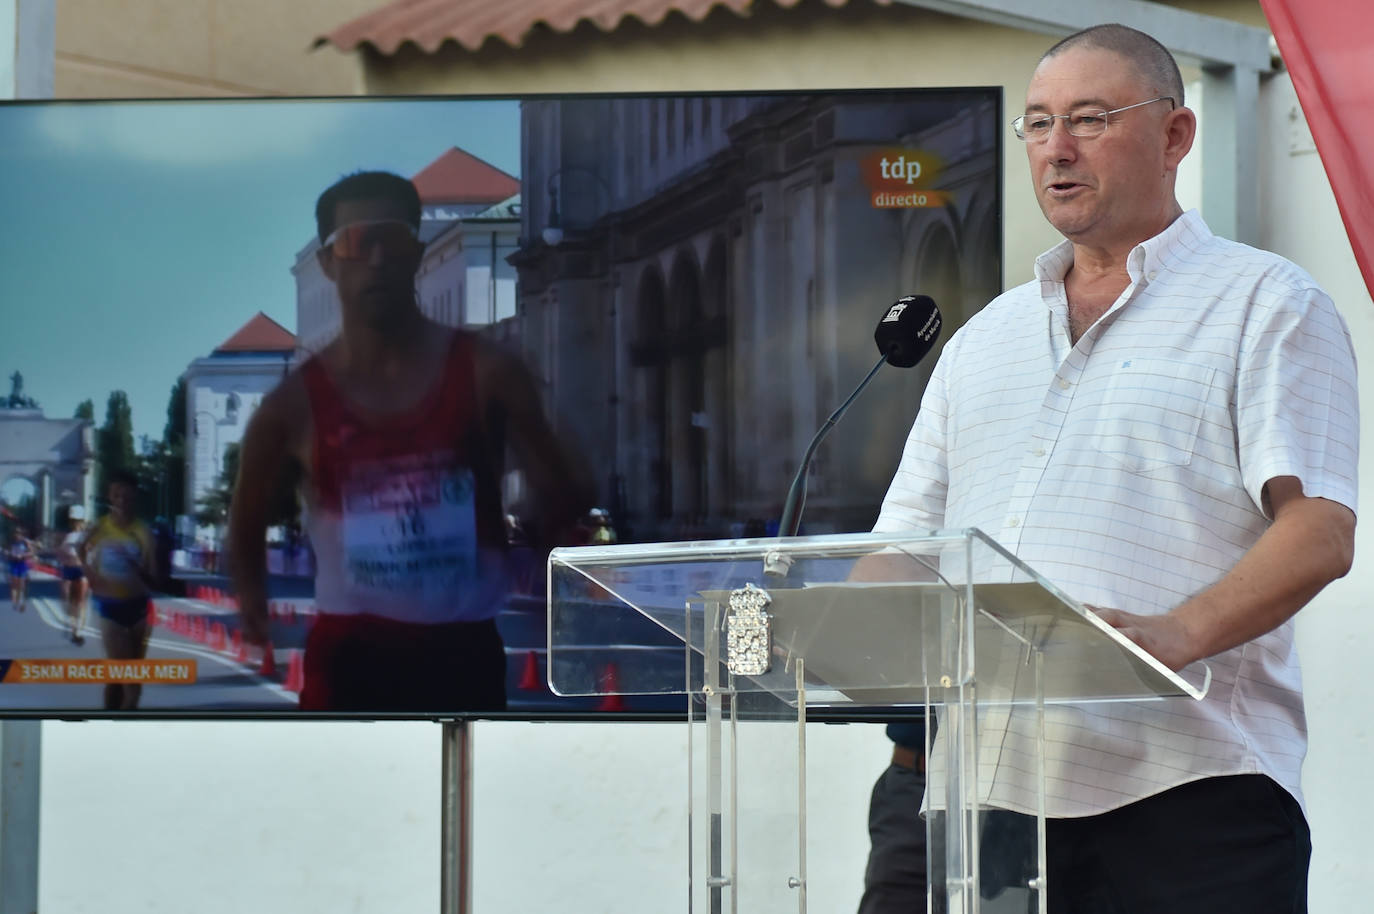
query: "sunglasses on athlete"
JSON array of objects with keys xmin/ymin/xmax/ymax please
[{"xmin": 323, "ymin": 219, "xmax": 421, "ymax": 261}]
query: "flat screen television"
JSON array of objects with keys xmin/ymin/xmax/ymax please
[{"xmin": 0, "ymin": 87, "xmax": 1002, "ymax": 719}]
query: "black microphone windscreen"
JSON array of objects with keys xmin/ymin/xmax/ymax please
[{"xmin": 874, "ymin": 295, "xmax": 942, "ymax": 368}]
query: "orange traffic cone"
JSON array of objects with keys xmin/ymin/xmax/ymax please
[
  {"xmin": 260, "ymin": 643, "xmax": 277, "ymax": 677},
  {"xmin": 146, "ymin": 600, "xmax": 158, "ymax": 627},
  {"xmin": 208, "ymin": 622, "xmax": 227, "ymax": 652},
  {"xmin": 595, "ymin": 663, "xmax": 626, "ymax": 712},
  {"xmin": 285, "ymin": 649, "xmax": 305, "ymax": 693},
  {"xmin": 518, "ymin": 650, "xmax": 543, "ymax": 691}
]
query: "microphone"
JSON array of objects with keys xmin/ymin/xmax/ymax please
[
  {"xmin": 764, "ymin": 295, "xmax": 941, "ymax": 576},
  {"xmin": 875, "ymin": 294, "xmax": 942, "ymax": 368}
]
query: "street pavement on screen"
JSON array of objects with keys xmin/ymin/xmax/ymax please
[
  {"xmin": 2, "ymin": 568, "xmax": 684, "ymax": 715},
  {"xmin": 0, "ymin": 571, "xmax": 297, "ymax": 711}
]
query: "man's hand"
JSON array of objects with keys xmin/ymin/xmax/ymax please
[{"xmin": 1090, "ymin": 606, "xmax": 1196, "ymax": 672}]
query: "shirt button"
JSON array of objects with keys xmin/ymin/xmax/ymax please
[
  {"xmin": 1008, "ymin": 517, "xmax": 1021, "ymax": 528},
  {"xmin": 1148, "ymin": 270, "xmax": 1158, "ymax": 281},
  {"xmin": 1033, "ymin": 447, "xmax": 1046, "ymax": 458},
  {"xmin": 1057, "ymin": 378, "xmax": 1070, "ymax": 390}
]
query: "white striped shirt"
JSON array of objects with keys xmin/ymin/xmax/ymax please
[{"xmin": 874, "ymin": 210, "xmax": 1360, "ymax": 817}]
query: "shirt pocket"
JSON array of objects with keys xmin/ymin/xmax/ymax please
[{"xmin": 1090, "ymin": 358, "xmax": 1216, "ymax": 474}]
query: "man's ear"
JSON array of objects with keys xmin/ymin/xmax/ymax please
[{"xmin": 1163, "ymin": 105, "xmax": 1197, "ymax": 171}]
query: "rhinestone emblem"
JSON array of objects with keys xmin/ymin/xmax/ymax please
[{"xmin": 726, "ymin": 582, "xmax": 773, "ymax": 675}]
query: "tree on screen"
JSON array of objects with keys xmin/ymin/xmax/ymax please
[
  {"xmin": 160, "ymin": 379, "xmax": 187, "ymax": 519},
  {"xmin": 195, "ymin": 441, "xmax": 239, "ymax": 527},
  {"xmin": 95, "ymin": 391, "xmax": 136, "ymax": 515}
]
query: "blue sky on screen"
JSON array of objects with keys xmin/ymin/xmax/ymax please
[{"xmin": 0, "ymin": 97, "xmax": 520, "ymax": 442}]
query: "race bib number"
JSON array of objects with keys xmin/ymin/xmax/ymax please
[{"xmin": 340, "ymin": 453, "xmax": 479, "ymax": 599}]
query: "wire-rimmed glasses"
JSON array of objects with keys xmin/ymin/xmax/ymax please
[{"xmin": 1012, "ymin": 96, "xmax": 1176, "ymax": 141}]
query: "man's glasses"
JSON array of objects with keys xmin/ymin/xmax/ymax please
[
  {"xmin": 323, "ymin": 219, "xmax": 420, "ymax": 261},
  {"xmin": 1012, "ymin": 96, "xmax": 1175, "ymax": 142}
]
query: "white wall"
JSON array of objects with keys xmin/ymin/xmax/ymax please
[
  {"xmin": 1257, "ymin": 70, "xmax": 1374, "ymax": 914},
  {"xmin": 38, "ymin": 719, "xmax": 890, "ymax": 912},
  {"xmin": 462, "ymin": 229, "xmax": 519, "ymax": 325},
  {"xmin": 185, "ymin": 366, "xmax": 284, "ymax": 513}
]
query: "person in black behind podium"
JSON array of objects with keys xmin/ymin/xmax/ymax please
[
  {"xmin": 857, "ymin": 719, "xmax": 928, "ymax": 914},
  {"xmin": 871, "ymin": 24, "xmax": 1357, "ymax": 914}
]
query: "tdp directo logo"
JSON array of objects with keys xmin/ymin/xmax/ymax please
[{"xmin": 861, "ymin": 147, "xmax": 947, "ymax": 209}]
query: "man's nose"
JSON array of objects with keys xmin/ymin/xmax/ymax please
[{"xmin": 1039, "ymin": 117, "xmax": 1079, "ymax": 161}]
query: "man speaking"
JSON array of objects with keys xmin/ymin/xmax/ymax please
[{"xmin": 874, "ymin": 24, "xmax": 1358, "ymax": 913}]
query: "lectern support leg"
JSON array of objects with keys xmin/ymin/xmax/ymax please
[
  {"xmin": 705, "ymin": 598, "xmax": 729, "ymax": 914},
  {"xmin": 794, "ymin": 660, "xmax": 807, "ymax": 914},
  {"xmin": 441, "ymin": 720, "xmax": 474, "ymax": 914},
  {"xmin": 942, "ymin": 683, "xmax": 980, "ymax": 914}
]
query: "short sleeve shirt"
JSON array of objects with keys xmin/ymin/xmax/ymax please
[{"xmin": 874, "ymin": 211, "xmax": 1359, "ymax": 817}]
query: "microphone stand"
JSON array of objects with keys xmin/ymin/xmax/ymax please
[{"xmin": 766, "ymin": 352, "xmax": 890, "ymax": 577}]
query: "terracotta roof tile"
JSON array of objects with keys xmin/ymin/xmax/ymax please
[
  {"xmin": 413, "ymin": 146, "xmax": 520, "ymax": 203},
  {"xmin": 317, "ymin": 0, "xmax": 873, "ymax": 55},
  {"xmin": 215, "ymin": 313, "xmax": 297, "ymax": 353}
]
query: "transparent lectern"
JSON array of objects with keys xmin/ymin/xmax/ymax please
[{"xmin": 547, "ymin": 529, "xmax": 1208, "ymax": 914}]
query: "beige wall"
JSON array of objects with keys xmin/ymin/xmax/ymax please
[
  {"xmin": 353, "ymin": 0, "xmax": 1269, "ymax": 288},
  {"xmin": 361, "ymin": 2, "xmax": 1062, "ymax": 287},
  {"xmin": 1169, "ymin": 0, "xmax": 1267, "ymax": 27},
  {"xmin": 54, "ymin": 0, "xmax": 376, "ymax": 97},
  {"xmin": 46, "ymin": 0, "xmax": 1272, "ymax": 282}
]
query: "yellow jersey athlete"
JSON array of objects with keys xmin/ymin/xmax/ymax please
[{"xmin": 80, "ymin": 469, "xmax": 156, "ymax": 710}]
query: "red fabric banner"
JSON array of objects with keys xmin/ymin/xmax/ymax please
[{"xmin": 1261, "ymin": 0, "xmax": 1374, "ymax": 301}]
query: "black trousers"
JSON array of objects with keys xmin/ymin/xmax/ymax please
[
  {"xmin": 961, "ymin": 774, "xmax": 1309, "ymax": 914},
  {"xmin": 857, "ymin": 761, "xmax": 928, "ymax": 914},
  {"xmin": 1043, "ymin": 774, "xmax": 1310, "ymax": 914}
]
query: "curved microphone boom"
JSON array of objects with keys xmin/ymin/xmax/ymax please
[{"xmin": 772, "ymin": 295, "xmax": 942, "ymax": 549}]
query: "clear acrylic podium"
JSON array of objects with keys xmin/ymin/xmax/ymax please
[{"xmin": 547, "ymin": 529, "xmax": 1208, "ymax": 914}]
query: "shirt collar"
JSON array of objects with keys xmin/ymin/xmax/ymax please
[{"xmin": 1033, "ymin": 209, "xmax": 1212, "ymax": 287}]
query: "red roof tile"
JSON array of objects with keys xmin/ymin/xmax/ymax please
[
  {"xmin": 316, "ymin": 0, "xmax": 876, "ymax": 55},
  {"xmin": 216, "ymin": 313, "xmax": 297, "ymax": 353},
  {"xmin": 413, "ymin": 146, "xmax": 520, "ymax": 204}
]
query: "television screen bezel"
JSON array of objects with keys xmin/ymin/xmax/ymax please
[{"xmin": 0, "ymin": 84, "xmax": 1003, "ymax": 722}]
